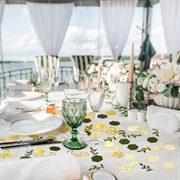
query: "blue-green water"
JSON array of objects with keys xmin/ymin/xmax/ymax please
[{"xmin": 0, "ymin": 61, "xmax": 73, "ymax": 73}]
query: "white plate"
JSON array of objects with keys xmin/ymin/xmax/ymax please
[
  {"xmin": 6, "ymin": 91, "xmax": 42, "ymax": 101},
  {"xmin": 4, "ymin": 113, "xmax": 62, "ymax": 135},
  {"xmin": 9, "ymin": 101, "xmax": 42, "ymax": 112}
]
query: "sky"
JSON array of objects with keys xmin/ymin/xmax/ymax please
[{"xmin": 1, "ymin": 3, "xmax": 167, "ymax": 61}]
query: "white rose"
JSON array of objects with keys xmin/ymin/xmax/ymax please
[
  {"xmin": 121, "ymin": 68, "xmax": 127, "ymax": 74},
  {"xmin": 135, "ymin": 63, "xmax": 140, "ymax": 69},
  {"xmin": 102, "ymin": 67, "xmax": 109, "ymax": 74},
  {"xmin": 106, "ymin": 72, "xmax": 112, "ymax": 84},
  {"xmin": 87, "ymin": 64, "xmax": 95, "ymax": 74},
  {"xmin": 142, "ymin": 78, "xmax": 149, "ymax": 89},
  {"xmin": 119, "ymin": 75, "xmax": 128, "ymax": 82},
  {"xmin": 125, "ymin": 64, "xmax": 130, "ymax": 71},
  {"xmin": 118, "ymin": 62, "xmax": 125, "ymax": 70},
  {"xmin": 149, "ymin": 77, "xmax": 158, "ymax": 87},
  {"xmin": 137, "ymin": 77, "xmax": 144, "ymax": 86},
  {"xmin": 156, "ymin": 83, "xmax": 167, "ymax": 93}
]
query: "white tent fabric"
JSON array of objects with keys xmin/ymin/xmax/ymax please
[
  {"xmin": 0, "ymin": 0, "xmax": 5, "ymax": 27},
  {"xmin": 160, "ymin": 0, "xmax": 180, "ymax": 63},
  {"xmin": 27, "ymin": 2, "xmax": 74, "ymax": 55},
  {"xmin": 100, "ymin": 0, "xmax": 137, "ymax": 60}
]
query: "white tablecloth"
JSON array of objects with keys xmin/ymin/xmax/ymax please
[{"xmin": 0, "ymin": 87, "xmax": 180, "ymax": 180}]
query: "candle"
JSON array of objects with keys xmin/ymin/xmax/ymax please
[
  {"xmin": 115, "ymin": 46, "xmax": 118, "ymax": 62},
  {"xmin": 98, "ymin": 58, "xmax": 101, "ymax": 78},
  {"xmin": 128, "ymin": 39, "xmax": 134, "ymax": 83}
]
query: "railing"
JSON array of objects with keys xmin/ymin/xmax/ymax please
[
  {"xmin": 0, "ymin": 66, "xmax": 73, "ymax": 95},
  {"xmin": 0, "ymin": 68, "xmax": 33, "ymax": 91}
]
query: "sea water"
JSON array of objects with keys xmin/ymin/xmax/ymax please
[{"xmin": 0, "ymin": 61, "xmax": 73, "ymax": 73}]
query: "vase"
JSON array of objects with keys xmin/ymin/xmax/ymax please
[
  {"xmin": 154, "ymin": 94, "xmax": 180, "ymax": 109},
  {"xmin": 116, "ymin": 82, "xmax": 128, "ymax": 107}
]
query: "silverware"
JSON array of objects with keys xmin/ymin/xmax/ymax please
[{"xmin": 0, "ymin": 139, "xmax": 61, "ymax": 149}]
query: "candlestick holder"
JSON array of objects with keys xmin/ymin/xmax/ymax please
[{"xmin": 127, "ymin": 82, "xmax": 133, "ymax": 110}]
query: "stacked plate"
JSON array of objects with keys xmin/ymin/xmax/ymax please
[
  {"xmin": 3, "ymin": 113, "xmax": 63, "ymax": 135},
  {"xmin": 6, "ymin": 91, "xmax": 42, "ymax": 101}
]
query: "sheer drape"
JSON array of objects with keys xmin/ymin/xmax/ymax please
[
  {"xmin": 100, "ymin": 0, "xmax": 137, "ymax": 60},
  {"xmin": 0, "ymin": 0, "xmax": 5, "ymax": 27},
  {"xmin": 160, "ymin": 0, "xmax": 180, "ymax": 62},
  {"xmin": 27, "ymin": 2, "xmax": 74, "ymax": 55}
]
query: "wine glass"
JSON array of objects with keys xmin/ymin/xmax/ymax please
[
  {"xmin": 30, "ymin": 71, "xmax": 38, "ymax": 86},
  {"xmin": 39, "ymin": 77, "xmax": 52, "ymax": 102},
  {"xmin": 49, "ymin": 69, "xmax": 60, "ymax": 91},
  {"xmin": 64, "ymin": 74, "xmax": 88, "ymax": 99},
  {"xmin": 88, "ymin": 76, "xmax": 105, "ymax": 144},
  {"xmin": 62, "ymin": 98, "xmax": 87, "ymax": 150}
]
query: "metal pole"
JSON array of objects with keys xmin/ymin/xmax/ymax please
[{"xmin": 0, "ymin": 28, "xmax": 5, "ymax": 95}]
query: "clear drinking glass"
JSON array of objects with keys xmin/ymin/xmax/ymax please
[
  {"xmin": 49, "ymin": 69, "xmax": 60, "ymax": 91},
  {"xmin": 62, "ymin": 98, "xmax": 87, "ymax": 150},
  {"xmin": 39, "ymin": 77, "xmax": 52, "ymax": 102},
  {"xmin": 64, "ymin": 74, "xmax": 88, "ymax": 99},
  {"xmin": 88, "ymin": 76, "xmax": 105, "ymax": 144}
]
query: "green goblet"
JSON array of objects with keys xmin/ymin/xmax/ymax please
[
  {"xmin": 39, "ymin": 78, "xmax": 52, "ymax": 102},
  {"xmin": 30, "ymin": 71, "xmax": 38, "ymax": 86},
  {"xmin": 62, "ymin": 98, "xmax": 87, "ymax": 150}
]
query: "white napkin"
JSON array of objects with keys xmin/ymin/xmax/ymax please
[
  {"xmin": 1, "ymin": 154, "xmax": 81, "ymax": 180},
  {"xmin": 147, "ymin": 105, "xmax": 180, "ymax": 132},
  {"xmin": 7, "ymin": 81, "xmax": 32, "ymax": 91},
  {"xmin": 9, "ymin": 101, "xmax": 42, "ymax": 112}
]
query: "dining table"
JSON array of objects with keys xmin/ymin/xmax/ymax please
[{"xmin": 0, "ymin": 80, "xmax": 179, "ymax": 180}]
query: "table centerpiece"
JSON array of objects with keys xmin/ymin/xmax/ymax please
[{"xmin": 135, "ymin": 62, "xmax": 180, "ymax": 109}]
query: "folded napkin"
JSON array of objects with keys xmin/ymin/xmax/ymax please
[
  {"xmin": 7, "ymin": 81, "xmax": 33, "ymax": 91},
  {"xmin": 1, "ymin": 154, "xmax": 81, "ymax": 180},
  {"xmin": 147, "ymin": 105, "xmax": 180, "ymax": 132},
  {"xmin": 9, "ymin": 101, "xmax": 42, "ymax": 112}
]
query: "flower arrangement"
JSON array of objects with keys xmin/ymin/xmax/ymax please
[
  {"xmin": 135, "ymin": 62, "xmax": 180, "ymax": 101},
  {"xmin": 86, "ymin": 61, "xmax": 140, "ymax": 91}
]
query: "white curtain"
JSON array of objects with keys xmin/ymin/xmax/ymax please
[
  {"xmin": 160, "ymin": 0, "xmax": 180, "ymax": 63},
  {"xmin": 27, "ymin": 2, "xmax": 74, "ymax": 55},
  {"xmin": 100, "ymin": 0, "xmax": 137, "ymax": 60},
  {"xmin": 0, "ymin": 0, "xmax": 5, "ymax": 27}
]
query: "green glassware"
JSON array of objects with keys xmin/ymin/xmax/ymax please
[
  {"xmin": 62, "ymin": 98, "xmax": 87, "ymax": 150},
  {"xmin": 30, "ymin": 72, "xmax": 38, "ymax": 86},
  {"xmin": 39, "ymin": 78, "xmax": 52, "ymax": 102}
]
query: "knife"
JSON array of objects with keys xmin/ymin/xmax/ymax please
[{"xmin": 0, "ymin": 139, "xmax": 61, "ymax": 149}]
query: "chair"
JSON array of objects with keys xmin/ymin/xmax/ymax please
[
  {"xmin": 71, "ymin": 55, "xmax": 94, "ymax": 76},
  {"xmin": 34, "ymin": 55, "xmax": 60, "ymax": 77},
  {"xmin": 176, "ymin": 51, "xmax": 180, "ymax": 64}
]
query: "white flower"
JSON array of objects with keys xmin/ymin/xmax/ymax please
[
  {"xmin": 137, "ymin": 77, "xmax": 144, "ymax": 86},
  {"xmin": 121, "ymin": 68, "xmax": 127, "ymax": 74},
  {"xmin": 142, "ymin": 78, "xmax": 149, "ymax": 89},
  {"xmin": 95, "ymin": 65, "xmax": 100, "ymax": 72},
  {"xmin": 125, "ymin": 64, "xmax": 130, "ymax": 71},
  {"xmin": 156, "ymin": 83, "xmax": 167, "ymax": 93},
  {"xmin": 87, "ymin": 64, "xmax": 95, "ymax": 74},
  {"xmin": 119, "ymin": 75, "xmax": 128, "ymax": 82},
  {"xmin": 135, "ymin": 63, "xmax": 140, "ymax": 70},
  {"xmin": 149, "ymin": 77, "xmax": 158, "ymax": 87}
]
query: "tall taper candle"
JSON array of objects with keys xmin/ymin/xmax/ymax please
[
  {"xmin": 128, "ymin": 40, "xmax": 134, "ymax": 82},
  {"xmin": 115, "ymin": 46, "xmax": 118, "ymax": 62},
  {"xmin": 98, "ymin": 58, "xmax": 101, "ymax": 78}
]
